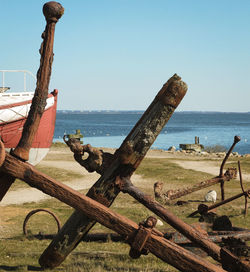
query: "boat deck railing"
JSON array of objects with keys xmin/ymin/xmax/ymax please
[
  {"xmin": 0, "ymin": 70, "xmax": 36, "ymax": 92},
  {"xmin": 0, "ymin": 92, "xmax": 33, "ymax": 98}
]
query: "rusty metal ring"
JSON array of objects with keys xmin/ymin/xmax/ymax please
[
  {"xmin": 0, "ymin": 139, "xmax": 6, "ymax": 167},
  {"xmin": 23, "ymin": 208, "xmax": 61, "ymax": 236}
]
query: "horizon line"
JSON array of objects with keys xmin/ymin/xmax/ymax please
[{"xmin": 57, "ymin": 109, "xmax": 250, "ymax": 114}]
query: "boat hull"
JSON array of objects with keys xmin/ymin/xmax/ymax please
[{"xmin": 0, "ymin": 90, "xmax": 58, "ymax": 165}]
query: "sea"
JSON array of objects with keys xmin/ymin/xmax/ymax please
[{"xmin": 54, "ymin": 111, "xmax": 250, "ymax": 155}]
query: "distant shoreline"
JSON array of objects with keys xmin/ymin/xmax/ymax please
[
  {"xmin": 57, "ymin": 110, "xmax": 250, "ymax": 114},
  {"xmin": 54, "ymin": 111, "xmax": 250, "ymax": 155}
]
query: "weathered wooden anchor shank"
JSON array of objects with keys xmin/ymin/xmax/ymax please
[{"xmin": 39, "ymin": 74, "xmax": 188, "ymax": 268}]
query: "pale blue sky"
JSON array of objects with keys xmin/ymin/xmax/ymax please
[{"xmin": 1, "ymin": 0, "xmax": 249, "ymax": 111}]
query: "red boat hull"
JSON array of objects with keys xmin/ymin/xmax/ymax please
[{"xmin": 0, "ymin": 90, "xmax": 58, "ymax": 165}]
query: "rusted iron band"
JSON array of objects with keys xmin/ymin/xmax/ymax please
[{"xmin": 129, "ymin": 216, "xmax": 157, "ymax": 259}]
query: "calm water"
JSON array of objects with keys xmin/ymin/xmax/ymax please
[{"xmin": 54, "ymin": 111, "xmax": 250, "ymax": 154}]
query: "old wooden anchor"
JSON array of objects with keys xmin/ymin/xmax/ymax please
[
  {"xmin": 39, "ymin": 73, "xmax": 188, "ymax": 268},
  {"xmin": 39, "ymin": 84, "xmax": 248, "ymax": 270},
  {"xmin": 2, "ymin": 150, "xmax": 233, "ymax": 272},
  {"xmin": 2, "ymin": 147, "xmax": 249, "ymax": 271}
]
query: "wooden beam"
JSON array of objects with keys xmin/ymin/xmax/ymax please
[
  {"xmin": 40, "ymin": 74, "xmax": 188, "ymax": 268},
  {"xmin": 0, "ymin": 1, "xmax": 64, "ymax": 200},
  {"xmin": 13, "ymin": 1, "xmax": 64, "ymax": 161},
  {"xmin": 116, "ymin": 176, "xmax": 222, "ymax": 262}
]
